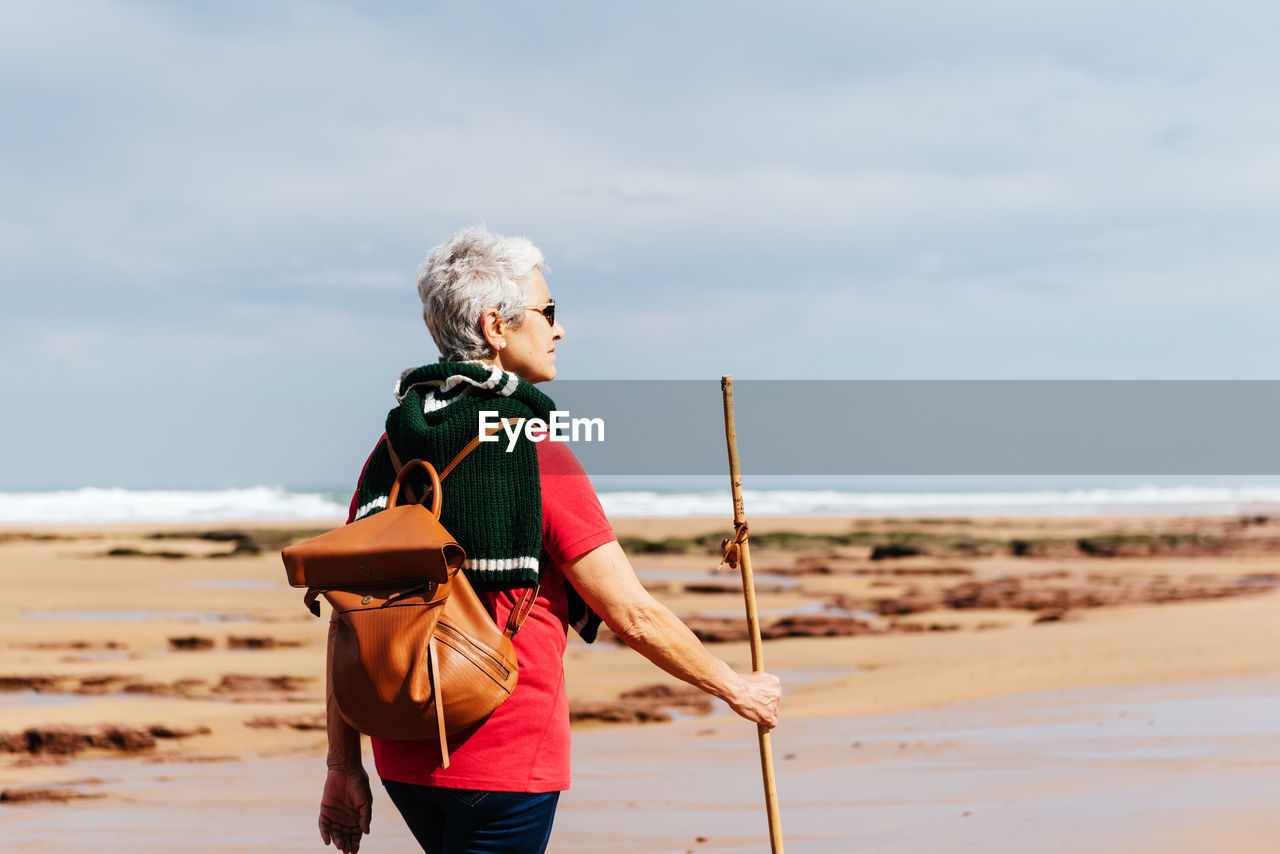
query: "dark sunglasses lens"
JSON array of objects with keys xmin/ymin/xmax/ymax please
[{"xmin": 543, "ymin": 304, "xmax": 555, "ymax": 325}]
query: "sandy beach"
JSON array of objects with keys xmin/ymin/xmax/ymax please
[{"xmin": 2, "ymin": 513, "xmax": 1279, "ymax": 851}]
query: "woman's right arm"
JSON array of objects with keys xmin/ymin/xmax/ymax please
[
  {"xmin": 325, "ymin": 616, "xmax": 364, "ymax": 770},
  {"xmin": 320, "ymin": 443, "xmax": 383, "ymax": 851},
  {"xmin": 318, "ymin": 615, "xmax": 372, "ymax": 853},
  {"xmin": 560, "ymin": 540, "xmax": 781, "ymax": 727}
]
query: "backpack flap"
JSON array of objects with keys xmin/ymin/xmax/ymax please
[
  {"xmin": 281, "ymin": 505, "xmax": 464, "ymax": 589},
  {"xmin": 281, "ymin": 458, "xmax": 464, "ymax": 589}
]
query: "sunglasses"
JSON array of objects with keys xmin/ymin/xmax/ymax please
[{"xmin": 522, "ymin": 300, "xmax": 556, "ymax": 326}]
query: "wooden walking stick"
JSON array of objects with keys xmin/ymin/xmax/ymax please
[{"xmin": 720, "ymin": 375, "xmax": 785, "ymax": 854}]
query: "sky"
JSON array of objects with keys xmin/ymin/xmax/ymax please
[{"xmin": 3, "ymin": 1, "xmax": 1280, "ymax": 488}]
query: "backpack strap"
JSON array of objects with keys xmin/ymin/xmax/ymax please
[
  {"xmin": 383, "ymin": 439, "xmax": 415, "ymax": 504},
  {"xmin": 438, "ymin": 419, "xmax": 524, "ymax": 482},
  {"xmin": 427, "ymin": 638, "xmax": 449, "ymax": 768},
  {"xmin": 385, "ymin": 419, "xmax": 525, "ymax": 504}
]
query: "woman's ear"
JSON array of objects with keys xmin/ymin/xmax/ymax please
[{"xmin": 480, "ymin": 308, "xmax": 506, "ymax": 352}]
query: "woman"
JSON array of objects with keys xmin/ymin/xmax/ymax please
[{"xmin": 318, "ymin": 226, "xmax": 782, "ymax": 854}]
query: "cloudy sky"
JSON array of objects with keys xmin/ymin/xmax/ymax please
[{"xmin": 4, "ymin": 1, "xmax": 1279, "ymax": 488}]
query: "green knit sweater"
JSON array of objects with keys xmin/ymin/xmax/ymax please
[{"xmin": 352, "ymin": 361, "xmax": 600, "ymax": 641}]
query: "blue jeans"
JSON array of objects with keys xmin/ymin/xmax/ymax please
[{"xmin": 381, "ymin": 780, "xmax": 560, "ymax": 854}]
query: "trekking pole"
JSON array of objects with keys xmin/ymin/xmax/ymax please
[{"xmin": 720, "ymin": 375, "xmax": 785, "ymax": 854}]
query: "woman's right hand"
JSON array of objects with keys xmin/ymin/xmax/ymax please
[
  {"xmin": 319, "ymin": 766, "xmax": 372, "ymax": 853},
  {"xmin": 725, "ymin": 671, "xmax": 782, "ymax": 728}
]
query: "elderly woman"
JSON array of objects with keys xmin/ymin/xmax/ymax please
[{"xmin": 319, "ymin": 226, "xmax": 781, "ymax": 854}]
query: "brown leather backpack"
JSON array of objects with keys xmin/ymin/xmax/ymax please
[{"xmin": 281, "ymin": 427, "xmax": 534, "ymax": 767}]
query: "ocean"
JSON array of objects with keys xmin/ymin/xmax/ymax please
[{"xmin": 5, "ymin": 480, "xmax": 1280, "ymax": 524}]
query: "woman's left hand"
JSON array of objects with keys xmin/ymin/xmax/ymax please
[{"xmin": 319, "ymin": 766, "xmax": 372, "ymax": 853}]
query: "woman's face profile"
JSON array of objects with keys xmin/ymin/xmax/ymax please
[{"xmin": 495, "ymin": 269, "xmax": 564, "ymax": 384}]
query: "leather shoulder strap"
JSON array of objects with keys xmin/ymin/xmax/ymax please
[
  {"xmin": 385, "ymin": 436, "xmax": 405, "ymax": 473},
  {"xmin": 505, "ymin": 586, "xmax": 539, "ymax": 637},
  {"xmin": 439, "ymin": 419, "xmax": 524, "ymax": 482},
  {"xmin": 386, "ymin": 418, "xmax": 526, "ymax": 483},
  {"xmin": 383, "ymin": 438, "xmax": 416, "ymax": 504}
]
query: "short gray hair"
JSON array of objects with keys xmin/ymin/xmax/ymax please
[{"xmin": 417, "ymin": 225, "xmax": 548, "ymax": 361}]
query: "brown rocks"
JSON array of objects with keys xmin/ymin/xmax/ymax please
[
  {"xmin": 888, "ymin": 622, "xmax": 961, "ymax": 633},
  {"xmin": 681, "ymin": 583, "xmax": 742, "ymax": 594},
  {"xmin": 19, "ymin": 640, "xmax": 123, "ymax": 651},
  {"xmin": 74, "ymin": 675, "xmax": 130, "ymax": 694},
  {"xmin": 0, "ymin": 787, "xmax": 106, "ymax": 804},
  {"xmin": 765, "ymin": 556, "xmax": 862, "ymax": 576},
  {"xmin": 944, "ymin": 578, "xmax": 1027, "ymax": 609},
  {"xmin": 122, "ymin": 681, "xmax": 173, "ymax": 695},
  {"xmin": 570, "ymin": 683, "xmax": 713, "ymax": 725},
  {"xmin": 765, "ymin": 615, "xmax": 878, "ymax": 639},
  {"xmin": 121, "ymin": 678, "xmax": 206, "ymax": 696},
  {"xmin": 213, "ymin": 674, "xmax": 308, "ymax": 694},
  {"xmin": 568, "ymin": 702, "xmax": 673, "ymax": 724},
  {"xmin": 619, "ymin": 683, "xmax": 714, "ymax": 714},
  {"xmin": 0, "ymin": 676, "xmax": 59, "ymax": 692},
  {"xmin": 0, "ymin": 725, "xmax": 210, "ymax": 756},
  {"xmin": 167, "ymin": 634, "xmax": 304, "ymax": 651},
  {"xmin": 169, "ymin": 636, "xmax": 215, "ymax": 651},
  {"xmin": 941, "ymin": 576, "xmax": 1276, "ymax": 612},
  {"xmin": 858, "ymin": 567, "xmax": 974, "ymax": 577},
  {"xmin": 227, "ymin": 635, "xmax": 303, "ymax": 650},
  {"xmin": 244, "ymin": 714, "xmax": 325, "ymax": 731},
  {"xmin": 0, "ymin": 672, "xmax": 311, "ymax": 700},
  {"xmin": 679, "ymin": 617, "xmax": 752, "ymax": 643},
  {"xmin": 679, "ymin": 581, "xmax": 790, "ymax": 595},
  {"xmin": 681, "ymin": 615, "xmax": 878, "ymax": 643},
  {"xmin": 1010, "ymin": 532, "xmax": 1280, "ymax": 559},
  {"xmin": 0, "ymin": 674, "xmax": 145, "ymax": 695},
  {"xmin": 872, "ymin": 590, "xmax": 945, "ymax": 616}
]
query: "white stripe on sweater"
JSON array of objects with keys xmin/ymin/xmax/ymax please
[
  {"xmin": 465, "ymin": 556, "xmax": 540, "ymax": 573},
  {"xmin": 396, "ymin": 365, "xmax": 517, "ymax": 414},
  {"xmin": 353, "ymin": 495, "xmax": 387, "ymax": 520},
  {"xmin": 497, "ymin": 370, "xmax": 519, "ymax": 397},
  {"xmin": 421, "ymin": 387, "xmax": 468, "ymax": 413}
]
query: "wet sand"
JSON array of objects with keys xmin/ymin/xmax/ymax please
[
  {"xmin": 2, "ymin": 673, "xmax": 1278, "ymax": 852},
  {"xmin": 2, "ymin": 515, "xmax": 1279, "ymax": 850},
  {"xmin": 562, "ymin": 672, "xmax": 1280, "ymax": 853}
]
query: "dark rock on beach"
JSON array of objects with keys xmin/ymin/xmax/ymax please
[
  {"xmin": 244, "ymin": 713, "xmax": 326, "ymax": 731},
  {"xmin": 570, "ymin": 683, "xmax": 714, "ymax": 725},
  {"xmin": 72, "ymin": 674, "xmax": 131, "ymax": 695},
  {"xmin": 0, "ymin": 787, "xmax": 107, "ymax": 804},
  {"xmin": 19, "ymin": 640, "xmax": 124, "ymax": 651},
  {"xmin": 680, "ymin": 615, "xmax": 879, "ymax": 643},
  {"xmin": 0, "ymin": 725, "xmax": 211, "ymax": 756},
  {"xmin": 872, "ymin": 589, "xmax": 946, "ymax": 616},
  {"xmin": 228, "ymin": 635, "xmax": 303, "ymax": 650},
  {"xmin": 569, "ymin": 702, "xmax": 673, "ymax": 724},
  {"xmin": 213, "ymin": 674, "xmax": 310, "ymax": 695},
  {"xmin": 0, "ymin": 676, "xmax": 60, "ymax": 692},
  {"xmin": 619, "ymin": 683, "xmax": 714, "ymax": 713},
  {"xmin": 942, "ymin": 575, "xmax": 1278, "ymax": 612},
  {"xmin": 765, "ymin": 615, "xmax": 879, "ymax": 639},
  {"xmin": 677, "ymin": 617, "xmax": 753, "ymax": 643},
  {"xmin": 169, "ymin": 636, "xmax": 216, "ymax": 651},
  {"xmin": 104, "ymin": 547, "xmax": 191, "ymax": 559}
]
